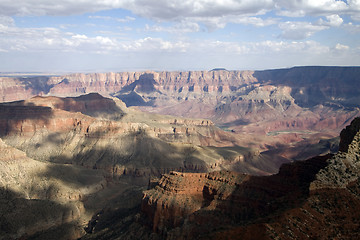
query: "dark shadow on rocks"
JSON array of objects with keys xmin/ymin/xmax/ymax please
[
  {"xmin": 189, "ymin": 154, "xmax": 332, "ymax": 238},
  {"xmin": 43, "ymin": 129, "xmax": 209, "ymax": 179},
  {"xmin": 82, "ymin": 187, "xmax": 144, "ymax": 235},
  {"xmin": 120, "ymin": 73, "xmax": 161, "ymax": 95},
  {"xmin": 0, "ymin": 187, "xmax": 75, "ymax": 240},
  {"xmin": 56, "ymin": 93, "xmax": 126, "ymax": 121},
  {"xmin": 17, "ymin": 76, "xmax": 54, "ymax": 95},
  {"xmin": 116, "ymin": 91, "xmax": 155, "ymax": 107},
  {"xmin": 80, "ymin": 154, "xmax": 333, "ymax": 239},
  {"xmin": 218, "ymin": 118, "xmax": 250, "ymax": 129},
  {"xmin": 0, "ymin": 102, "xmax": 53, "ymax": 136},
  {"xmin": 339, "ymin": 117, "xmax": 360, "ymax": 152},
  {"xmin": 253, "ymin": 66, "xmax": 360, "ymax": 108},
  {"xmin": 37, "ymin": 163, "xmax": 106, "ymax": 190},
  {"xmin": 115, "ymin": 73, "xmax": 161, "ymax": 107}
]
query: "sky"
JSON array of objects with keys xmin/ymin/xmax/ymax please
[{"xmin": 0, "ymin": 0, "xmax": 360, "ymax": 72}]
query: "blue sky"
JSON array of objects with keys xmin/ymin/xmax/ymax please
[{"xmin": 0, "ymin": 0, "xmax": 360, "ymax": 72}]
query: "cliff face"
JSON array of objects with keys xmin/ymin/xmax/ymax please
[
  {"xmin": 1, "ymin": 67, "xmax": 359, "ymax": 163},
  {"xmin": 136, "ymin": 117, "xmax": 360, "ymax": 239},
  {"xmin": 1, "ymin": 67, "xmax": 359, "ymax": 135},
  {"xmin": 47, "ymin": 72, "xmax": 142, "ymax": 97}
]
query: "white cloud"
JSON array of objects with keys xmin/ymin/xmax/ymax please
[
  {"xmin": 121, "ymin": 37, "xmax": 189, "ymax": 52},
  {"xmin": 180, "ymin": 39, "xmax": 330, "ymax": 56},
  {"xmin": 0, "ymin": 0, "xmax": 354, "ymax": 20},
  {"xmin": 275, "ymin": 0, "xmax": 349, "ymax": 16},
  {"xmin": 278, "ymin": 14, "xmax": 345, "ymax": 40},
  {"xmin": 232, "ymin": 16, "xmax": 279, "ymax": 27},
  {"xmin": 0, "ymin": 16, "xmax": 331, "ymax": 58},
  {"xmin": 249, "ymin": 40, "xmax": 330, "ymax": 54},
  {"xmin": 335, "ymin": 43, "xmax": 350, "ymax": 50},
  {"xmin": 0, "ymin": 15, "xmax": 14, "ymax": 26},
  {"xmin": 197, "ymin": 15, "xmax": 279, "ymax": 31},
  {"xmin": 89, "ymin": 15, "xmax": 135, "ymax": 23},
  {"xmin": 1, "ymin": 1, "xmax": 359, "ymax": 33},
  {"xmin": 278, "ymin": 21, "xmax": 328, "ymax": 40},
  {"xmin": 0, "ymin": 0, "xmax": 122, "ymax": 16},
  {"xmin": 345, "ymin": 22, "xmax": 360, "ymax": 32},
  {"xmin": 145, "ymin": 21, "xmax": 200, "ymax": 34},
  {"xmin": 0, "ymin": 0, "xmax": 273, "ymax": 17},
  {"xmin": 0, "ymin": 23, "xmax": 121, "ymax": 53},
  {"xmin": 0, "ymin": 1, "xmax": 359, "ymax": 72},
  {"xmin": 122, "ymin": 0, "xmax": 274, "ymax": 21},
  {"xmin": 317, "ymin": 14, "xmax": 343, "ymax": 27}
]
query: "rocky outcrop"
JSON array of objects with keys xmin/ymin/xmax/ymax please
[
  {"xmin": 135, "ymin": 117, "xmax": 360, "ymax": 239},
  {"xmin": 141, "ymin": 171, "xmax": 249, "ymax": 233},
  {"xmin": 311, "ymin": 117, "xmax": 360, "ymax": 189},
  {"xmin": 338, "ymin": 117, "xmax": 360, "ymax": 152}
]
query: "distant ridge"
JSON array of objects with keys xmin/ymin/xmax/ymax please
[{"xmin": 1, "ymin": 66, "xmax": 359, "ymax": 163}]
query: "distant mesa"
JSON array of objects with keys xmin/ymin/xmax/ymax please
[{"xmin": 210, "ymin": 68, "xmax": 227, "ymax": 71}]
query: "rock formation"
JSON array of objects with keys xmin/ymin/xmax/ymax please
[
  {"xmin": 82, "ymin": 117, "xmax": 360, "ymax": 239},
  {"xmin": 1, "ymin": 67, "xmax": 359, "ymax": 160},
  {"xmin": 1, "ymin": 67, "xmax": 359, "ymax": 134},
  {"xmin": 0, "ymin": 93, "xmax": 287, "ymax": 178}
]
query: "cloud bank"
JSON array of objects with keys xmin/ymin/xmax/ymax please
[{"xmin": 0, "ymin": 0, "xmax": 359, "ymax": 71}]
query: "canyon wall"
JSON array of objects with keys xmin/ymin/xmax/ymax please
[
  {"xmin": 136, "ymin": 117, "xmax": 360, "ymax": 239},
  {"xmin": 1, "ymin": 67, "xmax": 359, "ymax": 137}
]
